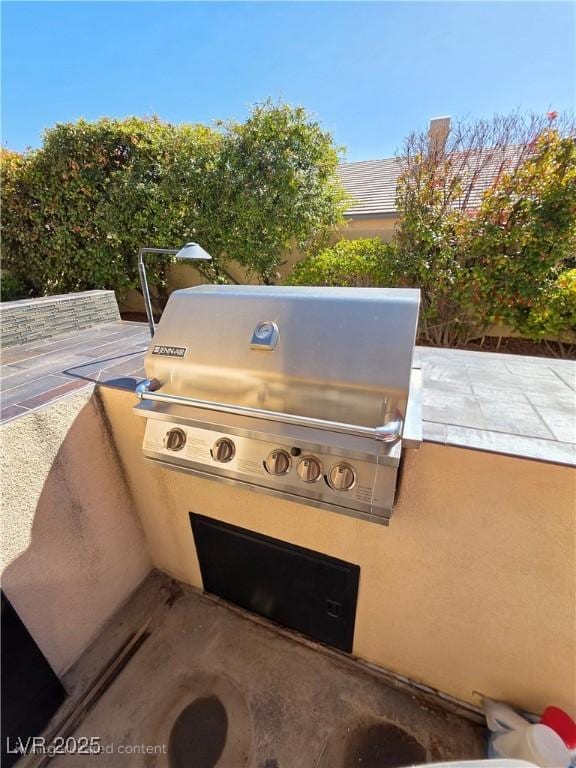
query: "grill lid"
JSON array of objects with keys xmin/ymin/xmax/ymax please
[{"xmin": 144, "ymin": 285, "xmax": 420, "ymax": 432}]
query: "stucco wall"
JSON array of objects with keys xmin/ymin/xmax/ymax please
[
  {"xmin": 336, "ymin": 216, "xmax": 397, "ymax": 243},
  {"xmin": 100, "ymin": 386, "xmax": 576, "ymax": 716},
  {"xmin": 0, "ymin": 389, "xmax": 151, "ymax": 675}
]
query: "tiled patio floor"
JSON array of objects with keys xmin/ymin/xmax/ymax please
[
  {"xmin": 1, "ymin": 321, "xmax": 574, "ymax": 465},
  {"xmin": 0, "ymin": 321, "xmax": 148, "ymax": 423}
]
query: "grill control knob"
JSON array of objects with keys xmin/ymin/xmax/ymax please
[
  {"xmin": 297, "ymin": 456, "xmax": 323, "ymax": 483},
  {"xmin": 164, "ymin": 428, "xmax": 186, "ymax": 452},
  {"xmin": 327, "ymin": 463, "xmax": 357, "ymax": 491},
  {"xmin": 211, "ymin": 437, "xmax": 235, "ymax": 463},
  {"xmin": 264, "ymin": 449, "xmax": 291, "ymax": 476}
]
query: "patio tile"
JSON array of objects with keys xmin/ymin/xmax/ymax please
[
  {"xmin": 468, "ymin": 369, "xmax": 572, "ymax": 398},
  {"xmin": 0, "ymin": 348, "xmax": 40, "ymax": 366},
  {"xmin": 18, "ymin": 378, "xmax": 90, "ymax": 410},
  {"xmin": 514, "ymin": 377, "xmax": 574, "ymax": 397},
  {"xmin": 422, "ymin": 380, "xmax": 474, "ymax": 400},
  {"xmin": 422, "ymin": 392, "xmax": 485, "ymax": 429},
  {"xmin": 464, "ymin": 359, "xmax": 511, "ymax": 374},
  {"xmin": 551, "ymin": 367, "xmax": 576, "ymax": 391},
  {"xmin": 422, "ymin": 364, "xmax": 472, "ymax": 391},
  {"xmin": 0, "ymin": 364, "xmax": 30, "ymax": 380},
  {"xmin": 1, "ymin": 352, "xmax": 93, "ymax": 390},
  {"xmin": 477, "ymin": 401, "xmax": 554, "ymax": 439},
  {"xmin": 63, "ymin": 347, "xmax": 147, "ymax": 381},
  {"xmin": 3, "ymin": 324, "xmax": 147, "ymax": 369},
  {"xmin": 533, "ymin": 406, "xmax": 576, "ymax": 444},
  {"xmin": 0, "ymin": 322, "xmax": 148, "ymax": 421},
  {"xmin": 471, "ymin": 384, "xmax": 529, "ymax": 404},
  {"xmin": 445, "ymin": 425, "xmax": 575, "ymax": 466},
  {"xmin": 525, "ymin": 389, "xmax": 575, "ymax": 408},
  {"xmin": 0, "ymin": 373, "xmax": 73, "ymax": 410},
  {"xmin": 71, "ymin": 335, "xmax": 149, "ymax": 361},
  {"xmin": 0, "ymin": 404, "xmax": 28, "ymax": 424},
  {"xmin": 91, "ymin": 356, "xmax": 148, "ymax": 388},
  {"xmin": 502, "ymin": 361, "xmax": 561, "ymax": 380},
  {"xmin": 96, "ymin": 355, "xmax": 147, "ymax": 377},
  {"xmin": 422, "ymin": 382, "xmax": 473, "ymax": 405},
  {"xmin": 465, "ymin": 368, "xmax": 532, "ymax": 389}
]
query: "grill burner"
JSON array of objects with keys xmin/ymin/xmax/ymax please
[{"xmin": 135, "ymin": 286, "xmax": 421, "ymax": 525}]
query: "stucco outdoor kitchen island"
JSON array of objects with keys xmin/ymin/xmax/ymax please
[{"xmin": 1, "ymin": 310, "xmax": 574, "ymax": 765}]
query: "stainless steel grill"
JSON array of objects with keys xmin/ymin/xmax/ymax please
[{"xmin": 134, "ymin": 285, "xmax": 421, "ymax": 525}]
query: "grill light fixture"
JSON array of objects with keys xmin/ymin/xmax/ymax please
[{"xmin": 137, "ymin": 243, "xmax": 212, "ymax": 337}]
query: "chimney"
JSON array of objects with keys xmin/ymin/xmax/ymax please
[{"xmin": 428, "ymin": 116, "xmax": 451, "ymax": 155}]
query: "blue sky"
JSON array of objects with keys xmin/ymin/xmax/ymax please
[{"xmin": 2, "ymin": 1, "xmax": 574, "ymax": 161}]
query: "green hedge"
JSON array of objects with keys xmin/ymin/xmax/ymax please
[
  {"xmin": 524, "ymin": 269, "xmax": 576, "ymax": 341},
  {"xmin": 0, "ymin": 274, "xmax": 29, "ymax": 302},
  {"xmin": 287, "ymin": 238, "xmax": 397, "ymax": 287},
  {"xmin": 288, "ymin": 239, "xmax": 576, "ymax": 345},
  {"xmin": 1, "ymin": 104, "xmax": 345, "ymax": 305}
]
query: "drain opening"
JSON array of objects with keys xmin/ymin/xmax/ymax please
[
  {"xmin": 169, "ymin": 695, "xmax": 228, "ymax": 768},
  {"xmin": 345, "ymin": 722, "xmax": 426, "ymax": 768}
]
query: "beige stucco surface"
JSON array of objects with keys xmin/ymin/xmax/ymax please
[
  {"xmin": 0, "ymin": 389, "xmax": 151, "ymax": 674},
  {"xmin": 100, "ymin": 386, "xmax": 576, "ymax": 716},
  {"xmin": 336, "ymin": 216, "xmax": 397, "ymax": 243}
]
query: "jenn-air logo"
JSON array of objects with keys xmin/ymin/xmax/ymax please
[{"xmin": 152, "ymin": 345, "xmax": 187, "ymax": 358}]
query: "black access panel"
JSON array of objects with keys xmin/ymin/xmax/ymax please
[{"xmin": 190, "ymin": 513, "xmax": 360, "ymax": 653}]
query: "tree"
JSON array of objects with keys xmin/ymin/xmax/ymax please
[
  {"xmin": 395, "ymin": 112, "xmax": 576, "ymax": 346},
  {"xmin": 1, "ymin": 102, "xmax": 346, "ymax": 305},
  {"xmin": 1, "ymin": 118, "xmax": 217, "ymax": 306},
  {"xmin": 466, "ymin": 129, "xmax": 576, "ymax": 337},
  {"xmin": 209, "ymin": 102, "xmax": 347, "ymax": 284},
  {"xmin": 521, "ymin": 268, "xmax": 576, "ymax": 355}
]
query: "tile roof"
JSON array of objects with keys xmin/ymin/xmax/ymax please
[
  {"xmin": 338, "ymin": 146, "xmax": 527, "ymax": 218},
  {"xmin": 338, "ymin": 157, "xmax": 402, "ymax": 218}
]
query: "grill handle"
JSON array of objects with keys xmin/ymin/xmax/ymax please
[{"xmin": 135, "ymin": 379, "xmax": 403, "ymax": 442}]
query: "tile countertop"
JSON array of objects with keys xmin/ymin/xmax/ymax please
[
  {"xmin": 0, "ymin": 321, "xmax": 574, "ymax": 467},
  {"xmin": 416, "ymin": 347, "xmax": 575, "ymax": 466}
]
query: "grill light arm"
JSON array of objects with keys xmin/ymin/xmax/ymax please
[
  {"xmin": 138, "ymin": 248, "xmax": 177, "ymax": 337},
  {"xmin": 137, "ymin": 244, "xmax": 212, "ymax": 337},
  {"xmin": 135, "ymin": 379, "xmax": 403, "ymax": 443}
]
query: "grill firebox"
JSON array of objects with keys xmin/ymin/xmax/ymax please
[{"xmin": 135, "ymin": 286, "xmax": 421, "ymax": 525}]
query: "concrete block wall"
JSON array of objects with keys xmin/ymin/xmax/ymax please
[{"xmin": 0, "ymin": 290, "xmax": 120, "ymax": 348}]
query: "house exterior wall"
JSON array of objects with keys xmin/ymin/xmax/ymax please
[
  {"xmin": 99, "ymin": 386, "xmax": 576, "ymax": 716},
  {"xmin": 336, "ymin": 216, "xmax": 398, "ymax": 243},
  {"xmin": 0, "ymin": 389, "xmax": 151, "ymax": 675}
]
